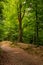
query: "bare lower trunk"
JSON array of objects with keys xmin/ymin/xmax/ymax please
[
  {"xmin": 36, "ymin": 22, "xmax": 39, "ymax": 44},
  {"xmin": 18, "ymin": 21, "xmax": 23, "ymax": 42}
]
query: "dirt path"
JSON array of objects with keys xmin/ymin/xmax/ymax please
[{"xmin": 0, "ymin": 41, "xmax": 43, "ymax": 65}]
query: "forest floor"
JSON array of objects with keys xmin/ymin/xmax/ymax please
[{"xmin": 0, "ymin": 41, "xmax": 43, "ymax": 65}]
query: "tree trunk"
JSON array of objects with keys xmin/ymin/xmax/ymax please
[
  {"xmin": 36, "ymin": 22, "xmax": 39, "ymax": 44},
  {"xmin": 18, "ymin": 3, "xmax": 23, "ymax": 42},
  {"xmin": 18, "ymin": 20, "xmax": 23, "ymax": 42},
  {"xmin": 35, "ymin": 1, "xmax": 39, "ymax": 44}
]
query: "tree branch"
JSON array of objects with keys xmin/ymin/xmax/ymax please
[{"xmin": 22, "ymin": 10, "xmax": 25, "ymax": 20}]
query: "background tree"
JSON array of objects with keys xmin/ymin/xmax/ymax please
[
  {"xmin": 0, "ymin": 1, "xmax": 4, "ymax": 41},
  {"xmin": 31, "ymin": 0, "xmax": 43, "ymax": 45}
]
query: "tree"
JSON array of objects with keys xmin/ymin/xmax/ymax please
[
  {"xmin": 32, "ymin": 0, "xmax": 43, "ymax": 45},
  {"xmin": 0, "ymin": 1, "xmax": 4, "ymax": 41},
  {"xmin": 34, "ymin": 0, "xmax": 39, "ymax": 44},
  {"xmin": 17, "ymin": 0, "xmax": 26, "ymax": 42}
]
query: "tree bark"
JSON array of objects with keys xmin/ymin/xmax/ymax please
[
  {"xmin": 18, "ymin": 3, "xmax": 23, "ymax": 42},
  {"xmin": 18, "ymin": 20, "xmax": 23, "ymax": 42},
  {"xmin": 35, "ymin": 1, "xmax": 39, "ymax": 44}
]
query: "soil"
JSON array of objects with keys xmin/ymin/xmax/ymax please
[{"xmin": 0, "ymin": 41, "xmax": 43, "ymax": 65}]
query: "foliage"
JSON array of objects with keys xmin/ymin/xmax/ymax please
[{"xmin": 0, "ymin": 0, "xmax": 43, "ymax": 45}]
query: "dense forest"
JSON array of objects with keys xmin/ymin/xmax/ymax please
[
  {"xmin": 0, "ymin": 0, "xmax": 43, "ymax": 65},
  {"xmin": 0, "ymin": 0, "xmax": 43, "ymax": 45}
]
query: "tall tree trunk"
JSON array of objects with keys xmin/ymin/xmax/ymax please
[
  {"xmin": 33, "ymin": 0, "xmax": 39, "ymax": 44},
  {"xmin": 36, "ymin": 22, "xmax": 39, "ymax": 44},
  {"xmin": 17, "ymin": 1, "xmax": 25, "ymax": 42},
  {"xmin": 35, "ymin": 1, "xmax": 39, "ymax": 44},
  {"xmin": 19, "ymin": 20, "xmax": 22, "ymax": 42},
  {"xmin": 18, "ymin": 3, "xmax": 23, "ymax": 42}
]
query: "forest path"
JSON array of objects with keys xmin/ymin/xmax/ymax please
[{"xmin": 0, "ymin": 41, "xmax": 43, "ymax": 65}]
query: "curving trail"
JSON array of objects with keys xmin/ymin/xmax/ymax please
[{"xmin": 0, "ymin": 41, "xmax": 43, "ymax": 65}]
